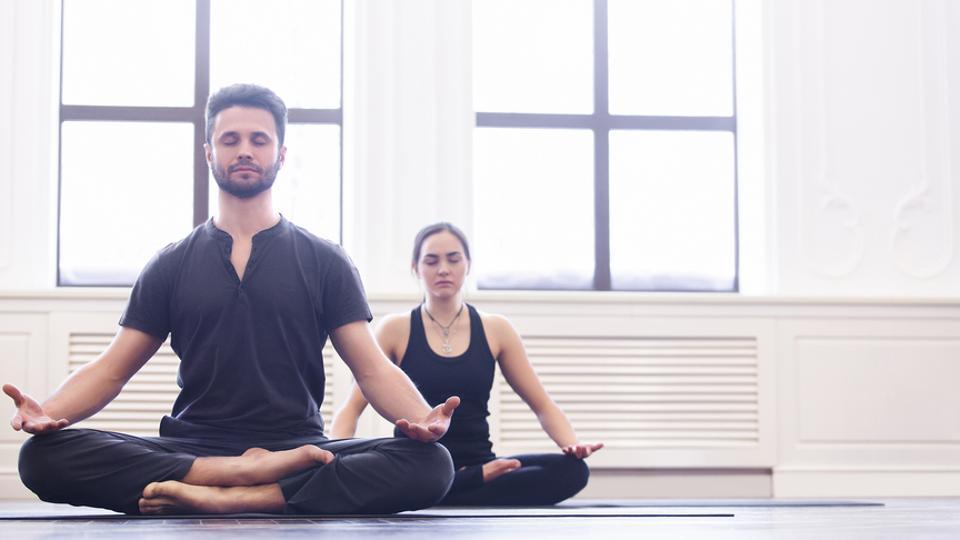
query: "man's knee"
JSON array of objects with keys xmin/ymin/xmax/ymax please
[
  {"xmin": 390, "ymin": 439, "xmax": 454, "ymax": 507},
  {"xmin": 18, "ymin": 431, "xmax": 77, "ymax": 501}
]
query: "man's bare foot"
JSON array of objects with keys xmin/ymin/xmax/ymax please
[
  {"xmin": 482, "ymin": 458, "xmax": 521, "ymax": 482},
  {"xmin": 139, "ymin": 481, "xmax": 285, "ymax": 514},
  {"xmin": 182, "ymin": 445, "xmax": 334, "ymax": 487}
]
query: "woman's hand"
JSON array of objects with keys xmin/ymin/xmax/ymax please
[{"xmin": 561, "ymin": 442, "xmax": 604, "ymax": 459}]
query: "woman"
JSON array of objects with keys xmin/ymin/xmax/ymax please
[{"xmin": 331, "ymin": 222, "xmax": 602, "ymax": 506}]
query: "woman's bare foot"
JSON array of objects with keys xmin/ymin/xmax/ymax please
[
  {"xmin": 182, "ymin": 445, "xmax": 334, "ymax": 487},
  {"xmin": 139, "ymin": 481, "xmax": 285, "ymax": 514},
  {"xmin": 481, "ymin": 458, "xmax": 521, "ymax": 482}
]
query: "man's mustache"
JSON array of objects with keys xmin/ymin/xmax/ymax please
[{"xmin": 228, "ymin": 163, "xmax": 263, "ymax": 174}]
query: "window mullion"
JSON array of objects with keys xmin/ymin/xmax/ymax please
[
  {"xmin": 593, "ymin": 0, "xmax": 610, "ymax": 290},
  {"xmin": 192, "ymin": 0, "xmax": 211, "ymax": 227}
]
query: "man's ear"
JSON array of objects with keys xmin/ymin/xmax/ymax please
[
  {"xmin": 278, "ymin": 146, "xmax": 287, "ymax": 169},
  {"xmin": 203, "ymin": 142, "xmax": 212, "ymax": 164}
]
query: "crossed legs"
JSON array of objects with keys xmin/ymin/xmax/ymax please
[{"xmin": 19, "ymin": 429, "xmax": 453, "ymax": 515}]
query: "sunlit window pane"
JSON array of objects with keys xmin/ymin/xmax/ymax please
[
  {"xmin": 474, "ymin": 128, "xmax": 594, "ymax": 288},
  {"xmin": 59, "ymin": 122, "xmax": 194, "ymax": 285},
  {"xmin": 210, "ymin": 0, "xmax": 341, "ymax": 109},
  {"xmin": 608, "ymin": 0, "xmax": 733, "ymax": 116},
  {"xmin": 61, "ymin": 0, "xmax": 195, "ymax": 106},
  {"xmin": 473, "ymin": 0, "xmax": 593, "ymax": 113},
  {"xmin": 609, "ymin": 130, "xmax": 736, "ymax": 290}
]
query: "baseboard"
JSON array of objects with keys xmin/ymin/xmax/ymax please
[
  {"xmin": 774, "ymin": 469, "xmax": 960, "ymax": 497},
  {"xmin": 575, "ymin": 468, "xmax": 772, "ymax": 499},
  {"xmin": 0, "ymin": 472, "xmax": 34, "ymax": 500}
]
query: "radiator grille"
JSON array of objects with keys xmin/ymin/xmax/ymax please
[{"xmin": 497, "ymin": 336, "xmax": 761, "ymax": 450}]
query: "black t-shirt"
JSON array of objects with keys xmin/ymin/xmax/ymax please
[{"xmin": 119, "ymin": 216, "xmax": 371, "ymax": 441}]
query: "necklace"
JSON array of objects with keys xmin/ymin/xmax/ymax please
[{"xmin": 423, "ymin": 303, "xmax": 465, "ymax": 354}]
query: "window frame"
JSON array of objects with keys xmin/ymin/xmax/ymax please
[
  {"xmin": 474, "ymin": 0, "xmax": 740, "ymax": 292},
  {"xmin": 56, "ymin": 0, "xmax": 344, "ymax": 286}
]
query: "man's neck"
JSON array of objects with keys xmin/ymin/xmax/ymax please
[{"xmin": 214, "ymin": 191, "xmax": 280, "ymax": 238}]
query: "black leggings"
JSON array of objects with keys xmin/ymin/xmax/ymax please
[
  {"xmin": 440, "ymin": 453, "xmax": 589, "ymax": 506},
  {"xmin": 18, "ymin": 428, "xmax": 453, "ymax": 515}
]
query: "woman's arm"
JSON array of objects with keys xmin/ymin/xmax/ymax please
[
  {"xmin": 330, "ymin": 314, "xmax": 407, "ymax": 438},
  {"xmin": 329, "ymin": 384, "xmax": 368, "ymax": 439},
  {"xmin": 330, "ymin": 317, "xmax": 456, "ymax": 442},
  {"xmin": 490, "ymin": 314, "xmax": 603, "ymax": 458}
]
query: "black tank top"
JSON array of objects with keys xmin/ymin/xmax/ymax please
[{"xmin": 393, "ymin": 304, "xmax": 496, "ymax": 468}]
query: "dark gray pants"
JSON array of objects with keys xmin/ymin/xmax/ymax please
[{"xmin": 18, "ymin": 429, "xmax": 454, "ymax": 515}]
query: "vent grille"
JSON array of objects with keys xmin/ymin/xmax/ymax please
[
  {"xmin": 497, "ymin": 336, "xmax": 760, "ymax": 450},
  {"xmin": 69, "ymin": 333, "xmax": 336, "ymax": 437}
]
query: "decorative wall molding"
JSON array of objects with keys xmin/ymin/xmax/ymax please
[
  {"xmin": 891, "ymin": 0, "xmax": 954, "ymax": 279},
  {"xmin": 795, "ymin": 0, "xmax": 865, "ymax": 278},
  {"xmin": 771, "ymin": 0, "xmax": 960, "ymax": 294}
]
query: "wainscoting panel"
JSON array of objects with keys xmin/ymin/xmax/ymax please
[{"xmin": 775, "ymin": 318, "xmax": 960, "ymax": 496}]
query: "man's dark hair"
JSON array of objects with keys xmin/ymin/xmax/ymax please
[{"xmin": 205, "ymin": 84, "xmax": 288, "ymax": 145}]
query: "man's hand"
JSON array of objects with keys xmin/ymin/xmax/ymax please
[
  {"xmin": 3, "ymin": 384, "xmax": 69, "ymax": 434},
  {"xmin": 395, "ymin": 396, "xmax": 460, "ymax": 443},
  {"xmin": 562, "ymin": 442, "xmax": 604, "ymax": 459}
]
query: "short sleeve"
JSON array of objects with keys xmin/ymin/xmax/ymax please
[
  {"xmin": 320, "ymin": 246, "xmax": 373, "ymax": 332},
  {"xmin": 118, "ymin": 249, "xmax": 172, "ymax": 340}
]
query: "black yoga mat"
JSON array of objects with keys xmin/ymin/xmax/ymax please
[{"xmin": 0, "ymin": 498, "xmax": 884, "ymax": 521}]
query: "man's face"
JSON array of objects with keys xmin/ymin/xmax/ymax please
[{"xmin": 205, "ymin": 106, "xmax": 286, "ymax": 199}]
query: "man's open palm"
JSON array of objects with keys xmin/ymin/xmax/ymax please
[
  {"xmin": 3, "ymin": 384, "xmax": 69, "ymax": 434},
  {"xmin": 395, "ymin": 396, "xmax": 460, "ymax": 442}
]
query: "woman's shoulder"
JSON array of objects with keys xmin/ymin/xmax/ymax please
[
  {"xmin": 473, "ymin": 307, "xmax": 517, "ymax": 339},
  {"xmin": 374, "ymin": 310, "xmax": 414, "ymax": 362},
  {"xmin": 376, "ymin": 310, "xmax": 413, "ymax": 335}
]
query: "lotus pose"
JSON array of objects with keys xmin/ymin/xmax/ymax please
[
  {"xmin": 331, "ymin": 223, "xmax": 602, "ymax": 506},
  {"xmin": 5, "ymin": 84, "xmax": 458, "ymax": 515}
]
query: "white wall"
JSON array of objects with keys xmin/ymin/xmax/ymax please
[
  {"xmin": 768, "ymin": 0, "xmax": 960, "ymax": 295},
  {"xmin": 0, "ymin": 0, "xmax": 58, "ymax": 290},
  {"xmin": 2, "ymin": 0, "xmax": 959, "ymax": 295}
]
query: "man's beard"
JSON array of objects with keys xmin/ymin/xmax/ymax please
[{"xmin": 211, "ymin": 159, "xmax": 281, "ymax": 199}]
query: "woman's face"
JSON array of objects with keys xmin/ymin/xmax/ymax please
[{"xmin": 416, "ymin": 231, "xmax": 469, "ymax": 299}]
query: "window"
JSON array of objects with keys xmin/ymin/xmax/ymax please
[
  {"xmin": 473, "ymin": 0, "xmax": 738, "ymax": 291},
  {"xmin": 58, "ymin": 0, "xmax": 342, "ymax": 286}
]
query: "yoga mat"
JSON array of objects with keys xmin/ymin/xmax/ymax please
[
  {"xmin": 0, "ymin": 511, "xmax": 734, "ymax": 521},
  {"xmin": 0, "ymin": 502, "xmax": 735, "ymax": 520},
  {"xmin": 559, "ymin": 499, "xmax": 885, "ymax": 508},
  {"xmin": 0, "ymin": 498, "xmax": 885, "ymax": 521}
]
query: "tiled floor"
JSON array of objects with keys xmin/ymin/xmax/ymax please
[{"xmin": 0, "ymin": 498, "xmax": 958, "ymax": 539}]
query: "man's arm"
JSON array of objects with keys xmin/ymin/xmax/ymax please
[
  {"xmin": 5, "ymin": 326, "xmax": 163, "ymax": 434},
  {"xmin": 330, "ymin": 320, "xmax": 458, "ymax": 442}
]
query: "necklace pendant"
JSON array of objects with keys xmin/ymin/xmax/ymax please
[{"xmin": 441, "ymin": 343, "xmax": 453, "ymax": 354}]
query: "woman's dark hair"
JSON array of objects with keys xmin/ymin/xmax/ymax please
[
  {"xmin": 411, "ymin": 222, "xmax": 471, "ymax": 268},
  {"xmin": 206, "ymin": 83, "xmax": 288, "ymax": 145}
]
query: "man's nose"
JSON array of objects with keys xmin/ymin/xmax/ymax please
[{"xmin": 236, "ymin": 140, "xmax": 254, "ymax": 160}]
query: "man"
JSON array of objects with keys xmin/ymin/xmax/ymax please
[{"xmin": 3, "ymin": 83, "xmax": 458, "ymax": 515}]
